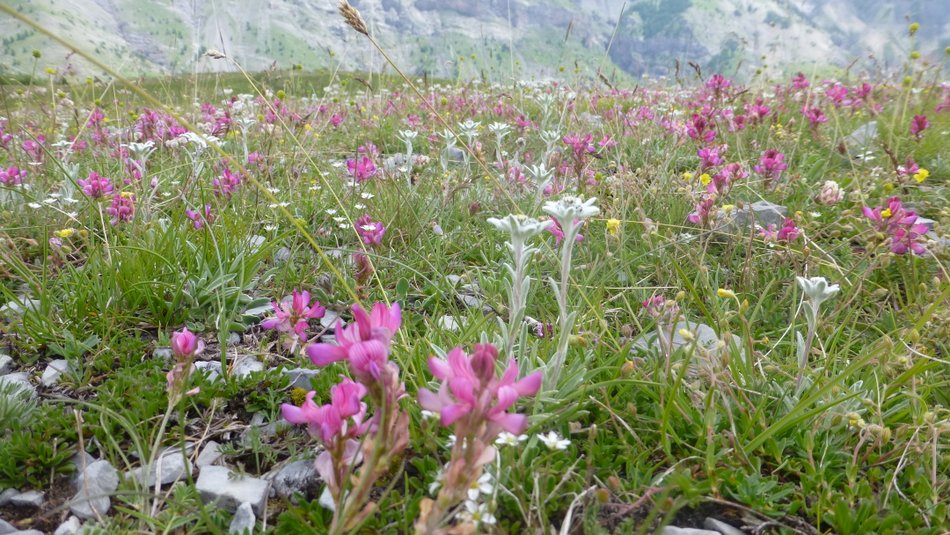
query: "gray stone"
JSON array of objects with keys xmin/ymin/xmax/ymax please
[
  {"xmin": 70, "ymin": 460, "xmax": 119, "ymax": 520},
  {"xmin": 443, "ymin": 146, "xmax": 465, "ymax": 164},
  {"xmin": 153, "ymin": 348, "xmax": 173, "ymax": 362},
  {"xmin": 843, "ymin": 121, "xmax": 877, "ymax": 154},
  {"xmin": 0, "ymin": 298, "xmax": 41, "ymax": 318},
  {"xmin": 437, "ymin": 315, "xmax": 459, "ymax": 332},
  {"xmin": 54, "ymin": 516, "xmax": 82, "ymax": 535},
  {"xmin": 41, "ymin": 359, "xmax": 70, "ymax": 387},
  {"xmin": 228, "ymin": 502, "xmax": 256, "ymax": 534},
  {"xmin": 704, "ymin": 517, "xmax": 745, "ymax": 535},
  {"xmin": 632, "ymin": 320, "xmax": 722, "ymax": 357},
  {"xmin": 196, "ymin": 441, "xmax": 223, "ymax": 468},
  {"xmin": 0, "ymin": 354, "xmax": 13, "ymax": 375},
  {"xmin": 232, "ymin": 357, "xmax": 263, "ymax": 379},
  {"xmin": 195, "ymin": 466, "xmax": 269, "ymax": 515},
  {"xmin": 319, "ymin": 310, "xmax": 340, "ymax": 329},
  {"xmin": 274, "ymin": 247, "xmax": 292, "ymax": 263},
  {"xmin": 318, "ymin": 486, "xmax": 335, "ymax": 511},
  {"xmin": 227, "ymin": 333, "xmax": 242, "ymax": 346},
  {"xmin": 661, "ymin": 528, "xmax": 719, "ymax": 535},
  {"xmin": 0, "ymin": 518, "xmax": 15, "ymax": 534},
  {"xmin": 282, "ymin": 368, "xmax": 319, "ymax": 390},
  {"xmin": 445, "ymin": 275, "xmax": 463, "ymax": 287},
  {"xmin": 247, "ymin": 236, "xmax": 265, "ymax": 253},
  {"xmin": 71, "ymin": 452, "xmax": 97, "ymax": 474},
  {"xmin": 193, "ymin": 361, "xmax": 222, "ymax": 382},
  {"xmin": 319, "ymin": 335, "xmax": 336, "ymax": 345},
  {"xmin": 458, "ymin": 294, "xmax": 482, "ymax": 309},
  {"xmin": 17, "ymin": 531, "xmax": 44, "ymax": 535},
  {"xmin": 129, "ymin": 450, "xmax": 191, "ymax": 487},
  {"xmin": 0, "ymin": 488, "xmax": 19, "ymax": 506},
  {"xmin": 9, "ymin": 490, "xmax": 44, "ymax": 508},
  {"xmin": 0, "ymin": 372, "xmax": 35, "ymax": 399},
  {"xmin": 732, "ymin": 201, "xmax": 787, "ymax": 230},
  {"xmin": 265, "ymin": 460, "xmax": 319, "ymax": 500}
]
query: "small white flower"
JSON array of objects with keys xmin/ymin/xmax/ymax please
[
  {"xmin": 354, "ymin": 203, "xmax": 366, "ymax": 210},
  {"xmin": 325, "ymin": 209, "xmax": 337, "ymax": 215},
  {"xmin": 360, "ymin": 192, "xmax": 374, "ymax": 199},
  {"xmin": 495, "ymin": 432, "xmax": 529, "ymax": 447},
  {"xmin": 467, "ymin": 472, "xmax": 494, "ymax": 501},
  {"xmin": 420, "ymin": 410, "xmax": 436, "ymax": 420},
  {"xmin": 538, "ymin": 431, "xmax": 571, "ymax": 450},
  {"xmin": 360, "ymin": 224, "xmax": 377, "ymax": 232},
  {"xmin": 27, "ymin": 202, "xmax": 42, "ymax": 209},
  {"xmin": 458, "ymin": 500, "xmax": 496, "ymax": 527}
]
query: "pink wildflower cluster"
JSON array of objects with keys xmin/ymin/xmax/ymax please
[
  {"xmin": 212, "ymin": 160, "xmax": 244, "ymax": 197},
  {"xmin": 285, "ymin": 302, "xmax": 409, "ymax": 528},
  {"xmin": 758, "ymin": 218, "xmax": 801, "ymax": 243},
  {"xmin": 347, "ymin": 156, "xmax": 377, "ymax": 183},
  {"xmin": 863, "ymin": 197, "xmax": 929, "ymax": 255},
  {"xmin": 78, "ymin": 171, "xmax": 114, "ymax": 199},
  {"xmin": 355, "ymin": 215, "xmax": 386, "ymax": 247},
  {"xmin": 415, "ymin": 343, "xmax": 541, "ymax": 532},
  {"xmin": 135, "ymin": 109, "xmax": 187, "ymax": 143},
  {"xmin": 185, "ymin": 204, "xmax": 214, "ymax": 230},
  {"xmin": 261, "ymin": 289, "xmax": 326, "ymax": 344},
  {"xmin": 753, "ymin": 149, "xmax": 788, "ymax": 188},
  {"xmin": 0, "ymin": 166, "xmax": 26, "ymax": 186},
  {"xmin": 801, "ymin": 106, "xmax": 828, "ymax": 129},
  {"xmin": 166, "ymin": 328, "xmax": 203, "ymax": 399},
  {"xmin": 106, "ymin": 192, "xmax": 135, "ymax": 225},
  {"xmin": 910, "ymin": 115, "xmax": 929, "ymax": 140}
]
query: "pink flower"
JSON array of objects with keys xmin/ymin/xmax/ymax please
[
  {"xmin": 281, "ymin": 379, "xmax": 369, "ymax": 444},
  {"xmin": 0, "ymin": 166, "xmax": 26, "ymax": 186},
  {"xmin": 545, "ymin": 217, "xmax": 584, "ymax": 245},
  {"xmin": 910, "ymin": 114, "xmax": 929, "ymax": 140},
  {"xmin": 709, "ymin": 163, "xmax": 746, "ymax": 194},
  {"xmin": 79, "ymin": 171, "xmax": 114, "ymax": 199},
  {"xmin": 171, "ymin": 328, "xmax": 204, "ymax": 358},
  {"xmin": 346, "ymin": 156, "xmax": 377, "ymax": 183},
  {"xmin": 185, "ymin": 204, "xmax": 214, "ymax": 230},
  {"xmin": 863, "ymin": 196, "xmax": 928, "ymax": 255},
  {"xmin": 329, "ymin": 113, "xmax": 344, "ymax": 127},
  {"xmin": 687, "ymin": 194, "xmax": 717, "ymax": 226},
  {"xmin": 754, "ymin": 149, "xmax": 788, "ymax": 185},
  {"xmin": 305, "ymin": 302, "xmax": 402, "ymax": 382},
  {"xmin": 801, "ymin": 106, "xmax": 828, "ymax": 128},
  {"xmin": 791, "ymin": 72, "xmax": 810, "ymax": 90},
  {"xmin": 213, "ymin": 161, "xmax": 243, "ymax": 197},
  {"xmin": 106, "ymin": 193, "xmax": 135, "ymax": 225},
  {"xmin": 261, "ymin": 290, "xmax": 326, "ymax": 342},
  {"xmin": 355, "ymin": 215, "xmax": 386, "ymax": 246},
  {"xmin": 562, "ymin": 133, "xmax": 596, "ymax": 158},
  {"xmin": 687, "ymin": 114, "xmax": 716, "ymax": 143},
  {"xmin": 697, "ymin": 145, "xmax": 725, "ymax": 171},
  {"xmin": 418, "ymin": 344, "xmax": 542, "ymax": 437}
]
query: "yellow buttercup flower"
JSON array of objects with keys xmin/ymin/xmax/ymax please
[
  {"xmin": 914, "ymin": 168, "xmax": 929, "ymax": 183},
  {"xmin": 881, "ymin": 208, "xmax": 892, "ymax": 218},
  {"xmin": 606, "ymin": 218, "xmax": 621, "ymax": 236},
  {"xmin": 699, "ymin": 173, "xmax": 712, "ymax": 186},
  {"xmin": 54, "ymin": 228, "xmax": 76, "ymax": 238},
  {"xmin": 682, "ymin": 172, "xmax": 694, "ymax": 181}
]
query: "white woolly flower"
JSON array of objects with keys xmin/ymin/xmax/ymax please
[
  {"xmin": 543, "ymin": 195, "xmax": 600, "ymax": 224},
  {"xmin": 796, "ymin": 276, "xmax": 839, "ymax": 307},
  {"xmin": 487, "ymin": 214, "xmax": 552, "ymax": 242}
]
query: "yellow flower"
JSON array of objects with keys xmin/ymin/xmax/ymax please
[
  {"xmin": 717, "ymin": 288, "xmax": 736, "ymax": 299},
  {"xmin": 54, "ymin": 228, "xmax": 76, "ymax": 238},
  {"xmin": 699, "ymin": 173, "xmax": 712, "ymax": 186},
  {"xmin": 606, "ymin": 218, "xmax": 621, "ymax": 236},
  {"xmin": 721, "ymin": 204, "xmax": 735, "ymax": 212},
  {"xmin": 682, "ymin": 172, "xmax": 694, "ymax": 181},
  {"xmin": 914, "ymin": 168, "xmax": 929, "ymax": 183},
  {"xmin": 881, "ymin": 208, "xmax": 892, "ymax": 218}
]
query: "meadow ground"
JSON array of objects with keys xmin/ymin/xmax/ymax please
[{"xmin": 0, "ymin": 28, "xmax": 949, "ymax": 535}]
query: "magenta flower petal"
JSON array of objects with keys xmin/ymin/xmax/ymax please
[{"xmin": 307, "ymin": 343, "xmax": 346, "ymax": 366}]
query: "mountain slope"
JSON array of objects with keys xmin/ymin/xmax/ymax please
[{"xmin": 2, "ymin": 0, "xmax": 947, "ymax": 80}]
